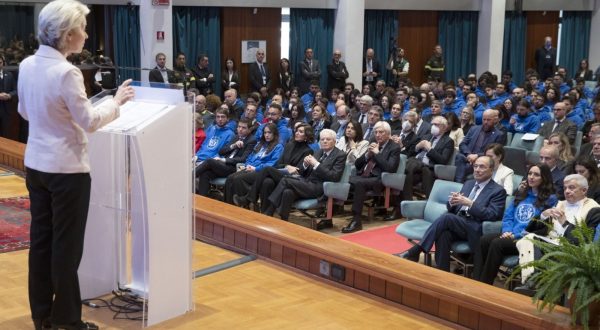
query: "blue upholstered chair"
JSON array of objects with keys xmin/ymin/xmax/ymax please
[
  {"xmin": 512, "ymin": 174, "xmax": 523, "ymax": 195},
  {"xmin": 503, "ymin": 146, "xmax": 527, "ymax": 177},
  {"xmin": 366, "ymin": 154, "xmax": 407, "ymax": 220},
  {"xmin": 432, "ymin": 148, "xmax": 457, "ymax": 181},
  {"xmin": 395, "ymin": 179, "xmax": 463, "ymax": 265},
  {"xmin": 292, "ymin": 163, "xmax": 354, "ymax": 227},
  {"xmin": 510, "ymin": 132, "xmax": 544, "ymax": 152}
]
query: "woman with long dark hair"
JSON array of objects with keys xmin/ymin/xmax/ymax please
[
  {"xmin": 472, "ymin": 163, "xmax": 557, "ymax": 284},
  {"xmin": 224, "ymin": 123, "xmax": 283, "ymax": 204},
  {"xmin": 279, "ymin": 58, "xmax": 294, "ymax": 96},
  {"xmin": 221, "ymin": 57, "xmax": 240, "ymax": 93},
  {"xmin": 571, "ymin": 156, "xmax": 600, "ymax": 202},
  {"xmin": 335, "ymin": 120, "xmax": 369, "ymax": 164}
]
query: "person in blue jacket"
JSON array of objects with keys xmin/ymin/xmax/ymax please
[
  {"xmin": 508, "ymin": 99, "xmax": 541, "ymax": 134},
  {"xmin": 196, "ymin": 108, "xmax": 236, "ymax": 162},
  {"xmin": 531, "ymin": 92, "xmax": 553, "ymax": 123},
  {"xmin": 442, "ymin": 88, "xmax": 465, "ymax": 116},
  {"xmin": 563, "ymin": 96, "xmax": 585, "ymax": 130},
  {"xmin": 472, "ymin": 163, "xmax": 557, "ymax": 284},
  {"xmin": 224, "ymin": 122, "xmax": 284, "ymax": 204},
  {"xmin": 255, "ymin": 103, "xmax": 292, "ymax": 144}
]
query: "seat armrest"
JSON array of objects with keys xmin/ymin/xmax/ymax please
[
  {"xmin": 434, "ymin": 165, "xmax": 456, "ymax": 181},
  {"xmin": 382, "ymin": 173, "xmax": 406, "ymax": 191},
  {"xmin": 483, "ymin": 221, "xmax": 503, "ymax": 235},
  {"xmin": 323, "ymin": 182, "xmax": 350, "ymax": 201},
  {"xmin": 400, "ymin": 200, "xmax": 427, "ymax": 219}
]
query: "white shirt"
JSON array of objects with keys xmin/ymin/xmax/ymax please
[{"xmin": 18, "ymin": 45, "xmax": 120, "ymax": 173}]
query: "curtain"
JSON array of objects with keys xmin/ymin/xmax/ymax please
[
  {"xmin": 363, "ymin": 10, "xmax": 399, "ymax": 85},
  {"xmin": 289, "ymin": 8, "xmax": 335, "ymax": 91},
  {"xmin": 110, "ymin": 5, "xmax": 140, "ymax": 81},
  {"xmin": 502, "ymin": 11, "xmax": 527, "ymax": 84},
  {"xmin": 559, "ymin": 11, "xmax": 591, "ymax": 78},
  {"xmin": 438, "ymin": 11, "xmax": 478, "ymax": 83},
  {"xmin": 173, "ymin": 7, "xmax": 221, "ymax": 96},
  {"xmin": 0, "ymin": 5, "xmax": 34, "ymax": 54}
]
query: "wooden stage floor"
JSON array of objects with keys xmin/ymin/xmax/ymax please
[{"xmin": 0, "ymin": 241, "xmax": 453, "ymax": 329}]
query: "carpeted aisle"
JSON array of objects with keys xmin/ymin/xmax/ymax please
[
  {"xmin": 0, "ymin": 197, "xmax": 31, "ymax": 253},
  {"xmin": 340, "ymin": 224, "xmax": 412, "ymax": 254}
]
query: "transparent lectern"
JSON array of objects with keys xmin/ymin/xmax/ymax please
[{"xmin": 79, "ymin": 84, "xmax": 194, "ymax": 327}]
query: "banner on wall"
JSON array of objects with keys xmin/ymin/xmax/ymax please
[{"xmin": 242, "ymin": 40, "xmax": 267, "ymax": 63}]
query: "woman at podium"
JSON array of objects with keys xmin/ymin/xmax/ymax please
[{"xmin": 17, "ymin": 1, "xmax": 134, "ymax": 329}]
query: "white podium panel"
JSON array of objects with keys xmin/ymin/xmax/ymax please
[{"xmin": 80, "ymin": 86, "xmax": 193, "ymax": 327}]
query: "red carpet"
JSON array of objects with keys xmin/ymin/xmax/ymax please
[
  {"xmin": 340, "ymin": 224, "xmax": 412, "ymax": 254},
  {"xmin": 0, "ymin": 197, "xmax": 31, "ymax": 253}
]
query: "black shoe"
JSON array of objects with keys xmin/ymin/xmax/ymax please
[
  {"xmin": 383, "ymin": 207, "xmax": 401, "ymax": 221},
  {"xmin": 263, "ymin": 204, "xmax": 275, "ymax": 216},
  {"xmin": 316, "ymin": 219, "xmax": 333, "ymax": 230},
  {"xmin": 341, "ymin": 219, "xmax": 362, "ymax": 233},
  {"xmin": 52, "ymin": 320, "xmax": 99, "ymax": 330},
  {"xmin": 514, "ymin": 280, "xmax": 537, "ymax": 297},
  {"xmin": 400, "ymin": 245, "xmax": 422, "ymax": 262},
  {"xmin": 33, "ymin": 318, "xmax": 52, "ymax": 330},
  {"xmin": 232, "ymin": 194, "xmax": 248, "ymax": 208}
]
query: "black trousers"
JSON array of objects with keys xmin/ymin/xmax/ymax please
[
  {"xmin": 402, "ymin": 158, "xmax": 435, "ymax": 200},
  {"xmin": 224, "ymin": 170, "xmax": 259, "ymax": 204},
  {"xmin": 268, "ymin": 177, "xmax": 322, "ymax": 220},
  {"xmin": 348, "ymin": 175, "xmax": 383, "ymax": 223},
  {"xmin": 246, "ymin": 166, "xmax": 286, "ymax": 206},
  {"xmin": 472, "ymin": 233, "xmax": 518, "ymax": 284},
  {"xmin": 194, "ymin": 159, "xmax": 236, "ymax": 196},
  {"xmin": 26, "ymin": 167, "xmax": 91, "ymax": 325}
]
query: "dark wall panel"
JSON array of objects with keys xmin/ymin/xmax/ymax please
[
  {"xmin": 525, "ymin": 11, "xmax": 559, "ymax": 72},
  {"xmin": 398, "ymin": 11, "xmax": 439, "ymax": 86}
]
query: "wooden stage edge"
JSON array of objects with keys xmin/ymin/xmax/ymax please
[
  {"xmin": 0, "ymin": 137, "xmax": 25, "ymax": 173},
  {"xmin": 195, "ymin": 196, "xmax": 574, "ymax": 330}
]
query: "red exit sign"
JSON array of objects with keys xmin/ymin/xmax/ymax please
[{"xmin": 152, "ymin": 0, "xmax": 169, "ymax": 5}]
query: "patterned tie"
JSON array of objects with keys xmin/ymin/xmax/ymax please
[
  {"xmin": 361, "ymin": 144, "xmax": 383, "ymax": 177},
  {"xmin": 460, "ymin": 184, "xmax": 480, "ymax": 211}
]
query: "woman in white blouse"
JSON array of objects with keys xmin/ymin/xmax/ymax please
[
  {"xmin": 335, "ymin": 119, "xmax": 369, "ymax": 164},
  {"xmin": 485, "ymin": 143, "xmax": 515, "ymax": 195},
  {"xmin": 18, "ymin": 1, "xmax": 134, "ymax": 329}
]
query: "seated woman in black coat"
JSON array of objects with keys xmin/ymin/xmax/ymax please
[{"xmin": 234, "ymin": 122, "xmax": 315, "ymax": 212}]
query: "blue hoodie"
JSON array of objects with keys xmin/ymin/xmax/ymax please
[
  {"xmin": 196, "ymin": 124, "xmax": 236, "ymax": 161},
  {"xmin": 472, "ymin": 103, "xmax": 486, "ymax": 125},
  {"xmin": 533, "ymin": 105, "xmax": 553, "ymax": 123},
  {"xmin": 255, "ymin": 119, "xmax": 292, "ymax": 145},
  {"xmin": 566, "ymin": 108, "xmax": 585, "ymax": 130},
  {"xmin": 444, "ymin": 99, "xmax": 466, "ymax": 117},
  {"xmin": 509, "ymin": 112, "xmax": 541, "ymax": 133},
  {"xmin": 244, "ymin": 143, "xmax": 284, "ymax": 171},
  {"xmin": 502, "ymin": 190, "xmax": 557, "ymax": 239}
]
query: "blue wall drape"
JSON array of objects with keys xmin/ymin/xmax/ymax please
[
  {"xmin": 438, "ymin": 11, "xmax": 478, "ymax": 83},
  {"xmin": 289, "ymin": 8, "xmax": 335, "ymax": 91},
  {"xmin": 559, "ymin": 11, "xmax": 591, "ymax": 78},
  {"xmin": 363, "ymin": 10, "xmax": 399, "ymax": 85},
  {"xmin": 502, "ymin": 11, "xmax": 527, "ymax": 84},
  {"xmin": 173, "ymin": 6, "xmax": 221, "ymax": 96},
  {"xmin": 110, "ymin": 6, "xmax": 140, "ymax": 81},
  {"xmin": 0, "ymin": 5, "xmax": 34, "ymax": 50}
]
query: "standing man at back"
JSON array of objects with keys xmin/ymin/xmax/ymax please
[
  {"xmin": 298, "ymin": 48, "xmax": 321, "ymax": 94},
  {"xmin": 149, "ymin": 52, "xmax": 176, "ymax": 84},
  {"xmin": 192, "ymin": 54, "xmax": 215, "ymax": 95},
  {"xmin": 248, "ymin": 48, "xmax": 270, "ymax": 93},
  {"xmin": 362, "ymin": 48, "xmax": 381, "ymax": 87},
  {"xmin": 326, "ymin": 49, "xmax": 348, "ymax": 95},
  {"xmin": 0, "ymin": 55, "xmax": 17, "ymax": 138},
  {"xmin": 424, "ymin": 45, "xmax": 445, "ymax": 82},
  {"xmin": 535, "ymin": 36, "xmax": 557, "ymax": 80}
]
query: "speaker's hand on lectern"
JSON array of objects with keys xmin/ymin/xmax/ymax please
[{"xmin": 113, "ymin": 79, "xmax": 135, "ymax": 106}]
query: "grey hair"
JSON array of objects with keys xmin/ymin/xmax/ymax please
[
  {"xmin": 360, "ymin": 95, "xmax": 373, "ymax": 106},
  {"xmin": 319, "ymin": 129, "xmax": 336, "ymax": 141},
  {"xmin": 564, "ymin": 174, "xmax": 588, "ymax": 190},
  {"xmin": 38, "ymin": 0, "xmax": 89, "ymax": 51},
  {"xmin": 373, "ymin": 121, "xmax": 391, "ymax": 135}
]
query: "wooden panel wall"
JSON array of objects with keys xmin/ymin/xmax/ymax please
[
  {"xmin": 0, "ymin": 137, "xmax": 25, "ymax": 172},
  {"xmin": 221, "ymin": 7, "xmax": 282, "ymax": 95},
  {"xmin": 525, "ymin": 11, "xmax": 559, "ymax": 72},
  {"xmin": 398, "ymin": 11, "xmax": 439, "ymax": 86}
]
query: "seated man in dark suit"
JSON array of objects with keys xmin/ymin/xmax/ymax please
[
  {"xmin": 402, "ymin": 116, "xmax": 455, "ymax": 199},
  {"xmin": 343, "ymin": 121, "xmax": 401, "ymax": 233},
  {"xmin": 194, "ymin": 119, "xmax": 257, "ymax": 196},
  {"xmin": 537, "ymin": 102, "xmax": 577, "ymax": 145},
  {"xmin": 539, "ymin": 145, "xmax": 565, "ymax": 199},
  {"xmin": 454, "ymin": 109, "xmax": 504, "ymax": 182},
  {"xmin": 390, "ymin": 111, "xmax": 420, "ymax": 158},
  {"xmin": 264, "ymin": 129, "xmax": 346, "ymax": 222},
  {"xmin": 402, "ymin": 156, "xmax": 507, "ymax": 271}
]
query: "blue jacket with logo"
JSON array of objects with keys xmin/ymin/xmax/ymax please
[
  {"xmin": 196, "ymin": 124, "xmax": 236, "ymax": 161},
  {"xmin": 502, "ymin": 190, "xmax": 557, "ymax": 239}
]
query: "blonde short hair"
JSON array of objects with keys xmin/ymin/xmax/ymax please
[{"xmin": 38, "ymin": 0, "xmax": 89, "ymax": 51}]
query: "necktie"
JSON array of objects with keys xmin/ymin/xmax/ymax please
[
  {"xmin": 419, "ymin": 136, "xmax": 437, "ymax": 165},
  {"xmin": 364, "ymin": 127, "xmax": 372, "ymax": 140},
  {"xmin": 359, "ymin": 113, "xmax": 365, "ymax": 124},
  {"xmin": 259, "ymin": 64, "xmax": 265, "ymax": 76},
  {"xmin": 319, "ymin": 152, "xmax": 328, "ymax": 162},
  {"xmin": 361, "ymin": 145, "xmax": 383, "ymax": 177},
  {"xmin": 460, "ymin": 184, "xmax": 480, "ymax": 211},
  {"xmin": 552, "ymin": 120, "xmax": 561, "ymax": 133}
]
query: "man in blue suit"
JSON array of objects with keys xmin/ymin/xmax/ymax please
[
  {"xmin": 454, "ymin": 109, "xmax": 504, "ymax": 182},
  {"xmin": 402, "ymin": 155, "xmax": 507, "ymax": 271}
]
